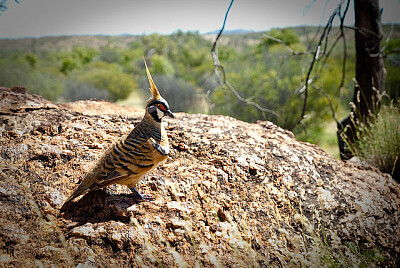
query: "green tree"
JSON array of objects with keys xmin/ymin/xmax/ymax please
[
  {"xmin": 24, "ymin": 53, "xmax": 37, "ymax": 68},
  {"xmin": 151, "ymin": 55, "xmax": 175, "ymax": 76},
  {"xmin": 60, "ymin": 58, "xmax": 79, "ymax": 74},
  {"xmin": 98, "ymin": 47, "xmax": 123, "ymax": 64},
  {"xmin": 59, "ymin": 46, "xmax": 97, "ymax": 74},
  {"xmin": 72, "ymin": 46, "xmax": 97, "ymax": 64},
  {"xmin": 73, "ymin": 62, "xmax": 136, "ymax": 101}
]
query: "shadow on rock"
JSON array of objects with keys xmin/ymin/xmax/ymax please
[{"xmin": 60, "ymin": 190, "xmax": 141, "ymax": 225}]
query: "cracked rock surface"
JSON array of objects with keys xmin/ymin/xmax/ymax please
[{"xmin": 1, "ymin": 87, "xmax": 399, "ymax": 267}]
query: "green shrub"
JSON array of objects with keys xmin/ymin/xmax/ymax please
[
  {"xmin": 0, "ymin": 59, "xmax": 30, "ymax": 87},
  {"xmin": 73, "ymin": 62, "xmax": 136, "ymax": 101},
  {"xmin": 59, "ymin": 46, "xmax": 97, "ymax": 73},
  {"xmin": 26, "ymin": 70, "xmax": 64, "ymax": 101},
  {"xmin": 62, "ymin": 80, "xmax": 109, "ymax": 102},
  {"xmin": 0, "ymin": 58, "xmax": 64, "ymax": 101},
  {"xmin": 150, "ymin": 55, "xmax": 175, "ymax": 77},
  {"xmin": 98, "ymin": 47, "xmax": 123, "ymax": 64},
  {"xmin": 345, "ymin": 102, "xmax": 400, "ymax": 179}
]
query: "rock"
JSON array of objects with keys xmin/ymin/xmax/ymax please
[
  {"xmin": 0, "ymin": 87, "xmax": 399, "ymax": 267},
  {"xmin": 43, "ymin": 186, "xmax": 65, "ymax": 208},
  {"xmin": 166, "ymin": 201, "xmax": 184, "ymax": 212},
  {"xmin": 168, "ymin": 218, "xmax": 186, "ymax": 230},
  {"xmin": 70, "ymin": 223, "xmax": 99, "ymax": 240}
]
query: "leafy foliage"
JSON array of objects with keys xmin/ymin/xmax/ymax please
[
  {"xmin": 259, "ymin": 28, "xmax": 301, "ymax": 48},
  {"xmin": 151, "ymin": 55, "xmax": 175, "ymax": 77},
  {"xmin": 72, "ymin": 62, "xmax": 136, "ymax": 101},
  {"xmin": 62, "ymin": 80, "xmax": 109, "ymax": 102},
  {"xmin": 60, "ymin": 46, "xmax": 97, "ymax": 73},
  {"xmin": 0, "ymin": 58, "xmax": 63, "ymax": 100}
]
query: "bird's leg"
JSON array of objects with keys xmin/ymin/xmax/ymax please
[{"xmin": 130, "ymin": 187, "xmax": 154, "ymax": 202}]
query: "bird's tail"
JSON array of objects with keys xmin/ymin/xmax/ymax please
[
  {"xmin": 64, "ymin": 183, "xmax": 89, "ymax": 203},
  {"xmin": 64, "ymin": 170, "xmax": 98, "ymax": 204}
]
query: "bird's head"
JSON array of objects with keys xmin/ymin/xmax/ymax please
[{"xmin": 144, "ymin": 60, "xmax": 174, "ymax": 122}]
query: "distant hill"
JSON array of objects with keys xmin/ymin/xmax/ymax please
[
  {"xmin": 0, "ymin": 25, "xmax": 398, "ymax": 55},
  {"xmin": 0, "ymin": 35, "xmax": 142, "ymax": 54}
]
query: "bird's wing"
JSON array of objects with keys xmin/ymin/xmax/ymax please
[
  {"xmin": 100, "ymin": 169, "xmax": 124, "ymax": 182},
  {"xmin": 92, "ymin": 164, "xmax": 130, "ymax": 190},
  {"xmin": 91, "ymin": 138, "xmax": 157, "ymax": 187}
]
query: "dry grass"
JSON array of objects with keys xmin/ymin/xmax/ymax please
[{"xmin": 344, "ymin": 100, "xmax": 400, "ymax": 177}]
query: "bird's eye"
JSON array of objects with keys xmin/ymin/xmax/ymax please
[{"xmin": 156, "ymin": 103, "xmax": 164, "ymax": 110}]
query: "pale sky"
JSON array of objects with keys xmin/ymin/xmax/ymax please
[{"xmin": 0, "ymin": 0, "xmax": 399, "ymax": 38}]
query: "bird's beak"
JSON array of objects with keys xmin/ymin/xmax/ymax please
[{"xmin": 165, "ymin": 110, "xmax": 175, "ymax": 118}]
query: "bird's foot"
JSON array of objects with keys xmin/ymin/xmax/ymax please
[{"xmin": 130, "ymin": 187, "xmax": 154, "ymax": 202}]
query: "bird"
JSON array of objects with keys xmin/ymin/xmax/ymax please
[{"xmin": 64, "ymin": 60, "xmax": 174, "ymax": 203}]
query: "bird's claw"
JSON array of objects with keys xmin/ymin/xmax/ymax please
[{"xmin": 130, "ymin": 187, "xmax": 154, "ymax": 202}]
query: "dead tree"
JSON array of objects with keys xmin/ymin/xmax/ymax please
[
  {"xmin": 211, "ymin": 0, "xmax": 386, "ymax": 161},
  {"xmin": 338, "ymin": 0, "xmax": 386, "ymax": 160}
]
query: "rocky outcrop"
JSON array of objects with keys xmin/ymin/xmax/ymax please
[{"xmin": 1, "ymin": 87, "xmax": 399, "ymax": 267}]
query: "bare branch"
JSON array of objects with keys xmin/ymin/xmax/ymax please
[
  {"xmin": 0, "ymin": 0, "xmax": 19, "ymax": 14},
  {"xmin": 343, "ymin": 25, "xmax": 381, "ymax": 38},
  {"xmin": 315, "ymin": 0, "xmax": 349, "ymax": 85},
  {"xmin": 317, "ymin": 31, "xmax": 342, "ymax": 74},
  {"xmin": 381, "ymin": 23, "xmax": 394, "ymax": 52},
  {"xmin": 259, "ymin": 33, "xmax": 312, "ymax": 92},
  {"xmin": 370, "ymin": 23, "xmax": 394, "ymax": 58},
  {"xmin": 261, "ymin": 34, "xmax": 310, "ymax": 56},
  {"xmin": 210, "ymin": 0, "xmax": 279, "ymax": 119},
  {"xmin": 339, "ymin": 0, "xmax": 350, "ymax": 96},
  {"xmin": 213, "ymin": 62, "xmax": 279, "ymax": 118},
  {"xmin": 297, "ymin": 0, "xmax": 349, "ymax": 127},
  {"xmin": 313, "ymin": 85, "xmax": 340, "ymax": 125}
]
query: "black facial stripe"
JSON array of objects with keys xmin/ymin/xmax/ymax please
[{"xmin": 148, "ymin": 105, "xmax": 162, "ymax": 122}]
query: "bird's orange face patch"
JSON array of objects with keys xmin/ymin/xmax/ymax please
[{"xmin": 156, "ymin": 103, "xmax": 166, "ymax": 111}]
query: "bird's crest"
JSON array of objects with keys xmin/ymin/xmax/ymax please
[{"xmin": 144, "ymin": 59, "xmax": 161, "ymax": 100}]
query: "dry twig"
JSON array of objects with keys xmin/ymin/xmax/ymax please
[
  {"xmin": 210, "ymin": 0, "xmax": 354, "ymax": 129},
  {"xmin": 261, "ymin": 34, "xmax": 310, "ymax": 57},
  {"xmin": 210, "ymin": 0, "xmax": 279, "ymax": 119},
  {"xmin": 297, "ymin": 0, "xmax": 350, "ymax": 127}
]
